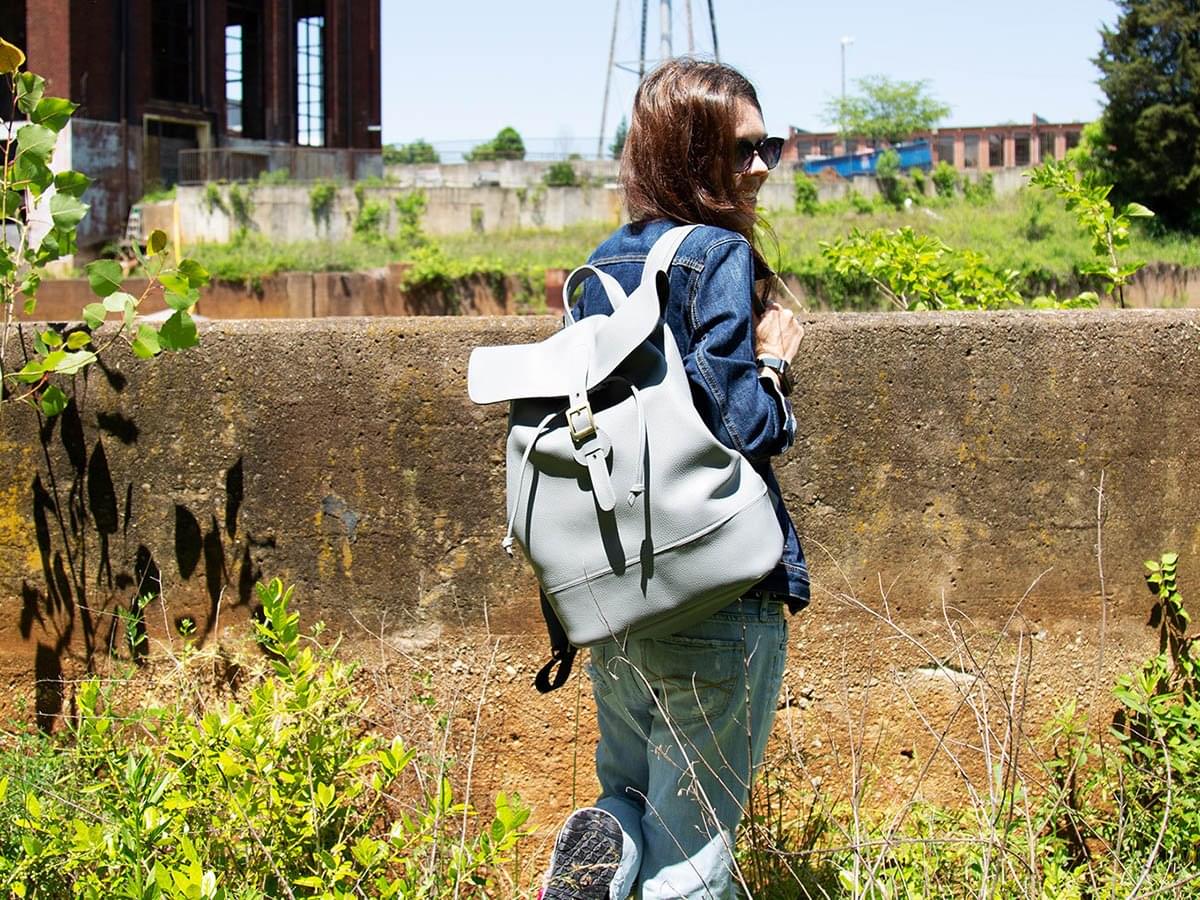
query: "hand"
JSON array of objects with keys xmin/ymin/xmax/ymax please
[{"xmin": 753, "ymin": 301, "xmax": 803, "ymax": 362}]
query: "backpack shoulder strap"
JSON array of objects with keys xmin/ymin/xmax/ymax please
[{"xmin": 637, "ymin": 224, "xmax": 699, "ymax": 294}]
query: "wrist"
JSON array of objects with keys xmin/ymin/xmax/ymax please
[{"xmin": 756, "ymin": 355, "xmax": 793, "ymax": 397}]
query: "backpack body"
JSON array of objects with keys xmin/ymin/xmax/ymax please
[{"xmin": 468, "ymin": 226, "xmax": 783, "ymax": 647}]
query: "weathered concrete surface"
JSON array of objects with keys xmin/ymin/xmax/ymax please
[
  {"xmin": 22, "ymin": 269, "xmax": 516, "ymax": 322},
  {"xmin": 1, "ymin": 311, "xmax": 1197, "ymax": 819}
]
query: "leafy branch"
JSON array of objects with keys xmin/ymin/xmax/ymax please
[
  {"xmin": 1028, "ymin": 158, "xmax": 1154, "ymax": 308},
  {"xmin": 1, "ymin": 37, "xmax": 206, "ymax": 417}
]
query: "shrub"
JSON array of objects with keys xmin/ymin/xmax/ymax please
[
  {"xmin": 309, "ymin": 179, "xmax": 337, "ymax": 229},
  {"xmin": 393, "ymin": 190, "xmax": 428, "ymax": 247},
  {"xmin": 543, "ymin": 161, "xmax": 578, "ymax": 187},
  {"xmin": 874, "ymin": 148, "xmax": 910, "ymax": 208},
  {"xmin": 908, "ymin": 165, "xmax": 927, "ymax": 197},
  {"xmin": 793, "ymin": 172, "xmax": 819, "ymax": 215},
  {"xmin": 0, "ymin": 579, "xmax": 531, "ymax": 896},
  {"xmin": 383, "ymin": 139, "xmax": 440, "ymax": 165},
  {"xmin": 466, "ymin": 127, "xmax": 525, "ymax": 162},
  {"xmin": 931, "ymin": 160, "xmax": 957, "ymax": 198},
  {"xmin": 962, "ymin": 172, "xmax": 995, "ymax": 205}
]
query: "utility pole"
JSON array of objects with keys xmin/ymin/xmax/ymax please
[
  {"xmin": 598, "ymin": 0, "xmax": 620, "ymax": 159},
  {"xmin": 684, "ymin": 0, "xmax": 694, "ymax": 55},
  {"xmin": 660, "ymin": 0, "xmax": 672, "ymax": 62},
  {"xmin": 639, "ymin": 0, "xmax": 648, "ymax": 77},
  {"xmin": 708, "ymin": 0, "xmax": 719, "ymax": 62},
  {"xmin": 840, "ymin": 36, "xmax": 854, "ymax": 140}
]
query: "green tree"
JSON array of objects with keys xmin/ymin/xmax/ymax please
[
  {"xmin": 1094, "ymin": 0, "xmax": 1200, "ymax": 231},
  {"xmin": 383, "ymin": 139, "xmax": 440, "ymax": 165},
  {"xmin": 825, "ymin": 75, "xmax": 950, "ymax": 144},
  {"xmin": 466, "ymin": 126, "xmax": 526, "ymax": 162},
  {"xmin": 610, "ymin": 116, "xmax": 628, "ymax": 160}
]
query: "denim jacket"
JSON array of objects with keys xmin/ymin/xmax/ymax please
[{"xmin": 575, "ymin": 219, "xmax": 811, "ymax": 610}]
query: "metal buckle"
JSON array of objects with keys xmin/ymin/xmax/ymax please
[{"xmin": 567, "ymin": 401, "xmax": 596, "ymax": 441}]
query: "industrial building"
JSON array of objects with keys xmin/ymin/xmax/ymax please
[{"xmin": 1, "ymin": 0, "xmax": 382, "ymax": 247}]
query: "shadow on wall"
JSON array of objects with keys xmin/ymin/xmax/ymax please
[{"xmin": 16, "ymin": 383, "xmax": 264, "ymax": 731}]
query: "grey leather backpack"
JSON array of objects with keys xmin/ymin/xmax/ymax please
[{"xmin": 468, "ymin": 225, "xmax": 783, "ymax": 654}]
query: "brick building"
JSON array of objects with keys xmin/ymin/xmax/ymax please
[
  {"xmin": 2, "ymin": 0, "xmax": 381, "ymax": 247},
  {"xmin": 785, "ymin": 116, "xmax": 1086, "ymax": 172}
]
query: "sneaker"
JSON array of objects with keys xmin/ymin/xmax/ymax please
[{"xmin": 541, "ymin": 807, "xmax": 623, "ymax": 899}]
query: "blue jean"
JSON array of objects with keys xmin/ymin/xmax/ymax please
[{"xmin": 587, "ymin": 597, "xmax": 789, "ymax": 899}]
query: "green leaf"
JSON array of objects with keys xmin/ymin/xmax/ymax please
[
  {"xmin": 86, "ymin": 259, "xmax": 124, "ymax": 297},
  {"xmin": 40, "ymin": 329, "xmax": 62, "ymax": 349},
  {"xmin": 51, "ymin": 350, "xmax": 97, "ymax": 375},
  {"xmin": 147, "ymin": 229, "xmax": 168, "ymax": 256},
  {"xmin": 82, "ymin": 303, "xmax": 107, "ymax": 330},
  {"xmin": 103, "ymin": 291, "xmax": 136, "ymax": 313},
  {"xmin": 1124, "ymin": 202, "xmax": 1154, "ymax": 218},
  {"xmin": 14, "ymin": 358, "xmax": 45, "ymax": 383},
  {"xmin": 177, "ymin": 258, "xmax": 211, "ymax": 288},
  {"xmin": 1163, "ymin": 552, "xmax": 1179, "ymax": 566},
  {"xmin": 131, "ymin": 325, "xmax": 162, "ymax": 359},
  {"xmin": 14, "ymin": 71, "xmax": 44, "ymax": 114},
  {"xmin": 158, "ymin": 271, "xmax": 191, "ymax": 297},
  {"xmin": 30, "ymin": 96, "xmax": 77, "ymax": 132},
  {"xmin": 66, "ymin": 331, "xmax": 91, "ymax": 350},
  {"xmin": 16, "ymin": 124, "xmax": 57, "ymax": 162},
  {"xmin": 39, "ymin": 384, "xmax": 68, "ymax": 417},
  {"xmin": 23, "ymin": 296, "xmax": 37, "ymax": 316},
  {"xmin": 163, "ymin": 289, "xmax": 195, "ymax": 312},
  {"xmin": 0, "ymin": 190, "xmax": 23, "ymax": 220},
  {"xmin": 54, "ymin": 170, "xmax": 93, "ymax": 198},
  {"xmin": 12, "ymin": 151, "xmax": 52, "ymax": 196},
  {"xmin": 50, "ymin": 192, "xmax": 89, "ymax": 231}
]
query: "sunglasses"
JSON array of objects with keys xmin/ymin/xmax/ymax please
[{"xmin": 734, "ymin": 136, "xmax": 784, "ymax": 172}]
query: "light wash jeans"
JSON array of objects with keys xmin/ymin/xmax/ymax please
[{"xmin": 587, "ymin": 597, "xmax": 788, "ymax": 899}]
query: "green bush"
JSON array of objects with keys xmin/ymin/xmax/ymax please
[
  {"xmin": 874, "ymin": 148, "xmax": 905, "ymax": 208},
  {"xmin": 465, "ymin": 127, "xmax": 525, "ymax": 162},
  {"xmin": 738, "ymin": 552, "xmax": 1200, "ymax": 898},
  {"xmin": 931, "ymin": 160, "xmax": 957, "ymax": 199},
  {"xmin": 383, "ymin": 140, "xmax": 440, "ymax": 165},
  {"xmin": 962, "ymin": 171, "xmax": 995, "ymax": 205},
  {"xmin": 543, "ymin": 161, "xmax": 578, "ymax": 187},
  {"xmin": 793, "ymin": 172, "xmax": 819, "ymax": 215},
  {"xmin": 0, "ymin": 579, "xmax": 530, "ymax": 897},
  {"xmin": 908, "ymin": 165, "xmax": 927, "ymax": 197},
  {"xmin": 309, "ymin": 179, "xmax": 337, "ymax": 229}
]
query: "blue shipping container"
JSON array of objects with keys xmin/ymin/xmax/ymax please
[{"xmin": 802, "ymin": 140, "xmax": 932, "ymax": 177}]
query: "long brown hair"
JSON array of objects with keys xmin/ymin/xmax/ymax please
[{"xmin": 621, "ymin": 58, "xmax": 765, "ymax": 249}]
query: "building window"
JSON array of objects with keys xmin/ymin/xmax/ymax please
[
  {"xmin": 152, "ymin": 0, "xmax": 194, "ymax": 104},
  {"xmin": 1039, "ymin": 132, "xmax": 1056, "ymax": 161},
  {"xmin": 988, "ymin": 134, "xmax": 1004, "ymax": 168},
  {"xmin": 225, "ymin": 24, "xmax": 243, "ymax": 133},
  {"xmin": 1014, "ymin": 132, "xmax": 1030, "ymax": 167},
  {"xmin": 1065, "ymin": 131, "xmax": 1081, "ymax": 152},
  {"xmin": 936, "ymin": 134, "xmax": 955, "ymax": 165},
  {"xmin": 818, "ymin": 139, "xmax": 834, "ymax": 157},
  {"xmin": 963, "ymin": 135, "xmax": 979, "ymax": 168},
  {"xmin": 296, "ymin": 14, "xmax": 325, "ymax": 146}
]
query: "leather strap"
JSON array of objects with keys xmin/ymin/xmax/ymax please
[{"xmin": 536, "ymin": 590, "xmax": 578, "ymax": 693}]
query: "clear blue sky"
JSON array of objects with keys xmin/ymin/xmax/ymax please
[{"xmin": 380, "ymin": 0, "xmax": 1118, "ymax": 159}]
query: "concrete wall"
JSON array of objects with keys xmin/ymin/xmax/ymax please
[
  {"xmin": 22, "ymin": 267, "xmax": 518, "ymax": 322},
  {"xmin": 171, "ymin": 182, "xmax": 628, "ymax": 242},
  {"xmin": 386, "ymin": 159, "xmax": 621, "ymax": 189},
  {"xmin": 2, "ymin": 310, "xmax": 1198, "ymax": 714}
]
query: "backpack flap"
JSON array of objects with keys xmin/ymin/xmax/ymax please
[{"xmin": 467, "ymin": 278, "xmax": 660, "ymax": 406}]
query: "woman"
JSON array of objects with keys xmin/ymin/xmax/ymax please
[{"xmin": 541, "ymin": 58, "xmax": 809, "ymax": 900}]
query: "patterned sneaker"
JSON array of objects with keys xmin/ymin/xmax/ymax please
[{"xmin": 541, "ymin": 807, "xmax": 623, "ymax": 899}]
